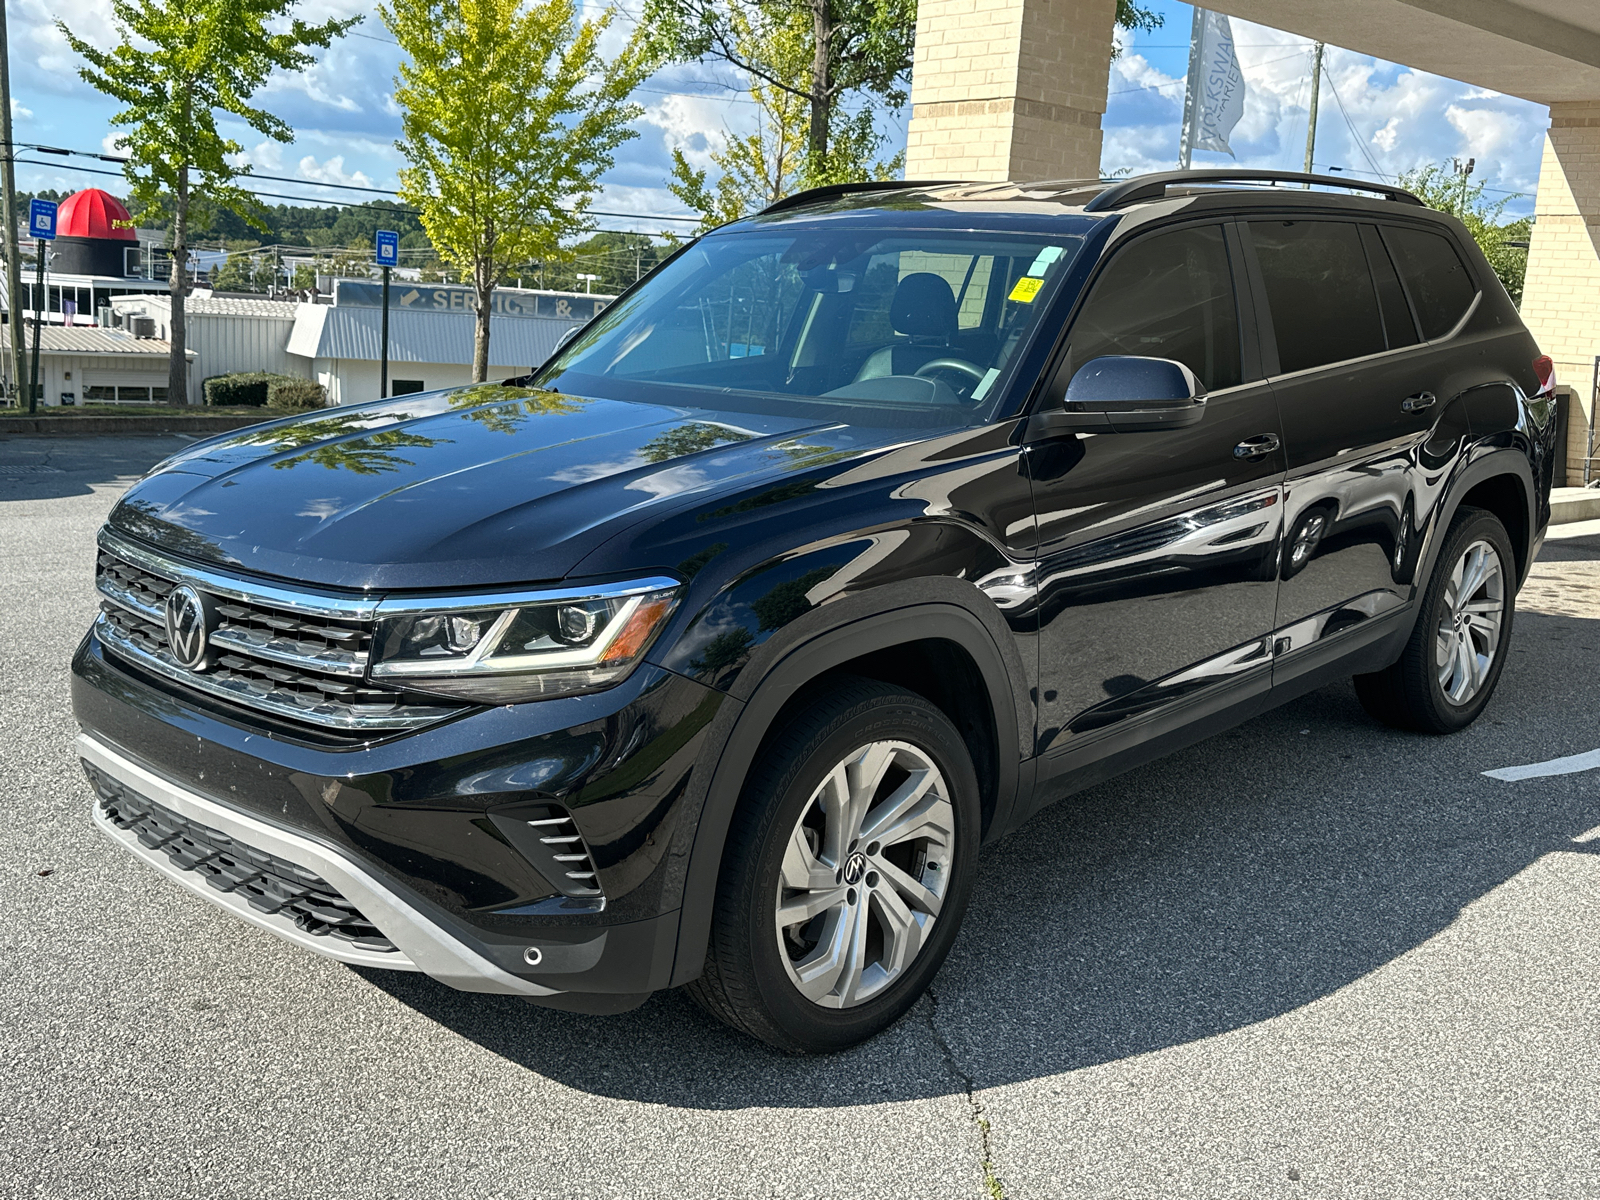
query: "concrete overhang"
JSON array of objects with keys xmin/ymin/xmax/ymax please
[{"xmin": 1209, "ymin": 0, "xmax": 1600, "ymax": 104}]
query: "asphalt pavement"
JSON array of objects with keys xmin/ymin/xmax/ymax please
[{"xmin": 3, "ymin": 435, "xmax": 1598, "ymax": 1199}]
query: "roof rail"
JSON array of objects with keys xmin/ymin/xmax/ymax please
[
  {"xmin": 759, "ymin": 180, "xmax": 964, "ymax": 216},
  {"xmin": 1083, "ymin": 169, "xmax": 1424, "ymax": 212}
]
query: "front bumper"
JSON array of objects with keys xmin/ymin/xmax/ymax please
[{"xmin": 82, "ymin": 732, "xmax": 560, "ymax": 995}]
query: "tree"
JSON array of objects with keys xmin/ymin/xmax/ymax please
[
  {"xmin": 59, "ymin": 0, "xmax": 357, "ymax": 404},
  {"xmin": 644, "ymin": 0, "xmax": 912, "ymax": 184},
  {"xmin": 661, "ymin": 0, "xmax": 1164, "ymax": 229},
  {"xmin": 382, "ymin": 0, "xmax": 656, "ymax": 380},
  {"xmin": 1399, "ymin": 164, "xmax": 1532, "ymax": 306}
]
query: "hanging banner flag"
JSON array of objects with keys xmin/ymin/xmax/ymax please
[{"xmin": 1179, "ymin": 9, "xmax": 1246, "ymax": 164}]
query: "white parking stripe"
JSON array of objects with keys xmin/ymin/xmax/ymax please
[{"xmin": 1483, "ymin": 748, "xmax": 1600, "ymax": 781}]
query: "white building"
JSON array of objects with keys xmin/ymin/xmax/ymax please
[
  {"xmin": 110, "ymin": 295, "xmax": 304, "ymax": 404},
  {"xmin": 0, "ymin": 326, "xmax": 194, "ymax": 406}
]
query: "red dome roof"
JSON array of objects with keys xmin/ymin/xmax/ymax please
[{"xmin": 57, "ymin": 188, "xmax": 136, "ymax": 241}]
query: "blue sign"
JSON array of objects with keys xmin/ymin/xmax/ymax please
[
  {"xmin": 335, "ymin": 279, "xmax": 611, "ymax": 321},
  {"xmin": 29, "ymin": 198, "xmax": 57, "ymax": 241},
  {"xmin": 375, "ymin": 229, "xmax": 399, "ymax": 267}
]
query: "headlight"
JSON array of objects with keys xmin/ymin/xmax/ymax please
[{"xmin": 370, "ymin": 578, "xmax": 680, "ymax": 703}]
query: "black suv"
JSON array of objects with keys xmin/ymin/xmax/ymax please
[{"xmin": 74, "ymin": 170, "xmax": 1558, "ymax": 1052}]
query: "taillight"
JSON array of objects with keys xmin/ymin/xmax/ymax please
[{"xmin": 1533, "ymin": 355, "xmax": 1556, "ymax": 396}]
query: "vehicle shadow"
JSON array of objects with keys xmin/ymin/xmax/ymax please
[
  {"xmin": 357, "ymin": 582, "xmax": 1600, "ymax": 1109},
  {"xmin": 0, "ymin": 434, "xmax": 189, "ymax": 502}
]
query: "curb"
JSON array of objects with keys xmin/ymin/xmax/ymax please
[
  {"xmin": 1552, "ymin": 487, "xmax": 1600, "ymax": 525},
  {"xmin": 0, "ymin": 415, "xmax": 270, "ymax": 437}
]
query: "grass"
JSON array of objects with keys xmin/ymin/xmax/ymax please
[{"xmin": 0, "ymin": 404, "xmax": 267, "ymax": 418}]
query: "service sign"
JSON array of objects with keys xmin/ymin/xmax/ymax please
[
  {"xmin": 29, "ymin": 198, "xmax": 57, "ymax": 241},
  {"xmin": 374, "ymin": 230, "xmax": 399, "ymax": 267},
  {"xmin": 335, "ymin": 279, "xmax": 610, "ymax": 321}
]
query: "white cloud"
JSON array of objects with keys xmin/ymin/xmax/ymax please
[
  {"xmin": 100, "ymin": 133, "xmax": 127, "ymax": 157},
  {"xmin": 12, "ymin": 100, "xmax": 32, "ymax": 121},
  {"xmin": 1446, "ymin": 104, "xmax": 1520, "ymax": 162},
  {"xmin": 1372, "ymin": 117, "xmax": 1401, "ymax": 152},
  {"xmin": 297, "ymin": 155, "xmax": 375, "ymax": 189}
]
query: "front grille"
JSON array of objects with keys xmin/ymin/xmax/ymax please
[
  {"xmin": 84, "ymin": 762, "xmax": 397, "ymax": 953},
  {"xmin": 93, "ymin": 537, "xmax": 464, "ymax": 732}
]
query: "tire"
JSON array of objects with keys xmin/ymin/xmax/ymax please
[
  {"xmin": 1354, "ymin": 505, "xmax": 1516, "ymax": 733},
  {"xmin": 687, "ymin": 676, "xmax": 981, "ymax": 1053},
  {"xmin": 1283, "ymin": 506, "xmax": 1330, "ymax": 579}
]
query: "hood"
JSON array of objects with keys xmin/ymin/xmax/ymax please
[{"xmin": 109, "ymin": 384, "xmax": 893, "ymax": 590}]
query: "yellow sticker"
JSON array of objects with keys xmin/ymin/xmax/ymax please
[{"xmin": 1008, "ymin": 276, "xmax": 1043, "ymax": 303}]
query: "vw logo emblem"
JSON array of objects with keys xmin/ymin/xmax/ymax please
[
  {"xmin": 164, "ymin": 585, "xmax": 214, "ymax": 671},
  {"xmin": 842, "ymin": 852, "xmax": 867, "ymax": 886}
]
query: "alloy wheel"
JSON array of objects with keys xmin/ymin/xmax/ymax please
[
  {"xmin": 774, "ymin": 740, "xmax": 955, "ymax": 1009},
  {"xmin": 1435, "ymin": 538, "xmax": 1505, "ymax": 705}
]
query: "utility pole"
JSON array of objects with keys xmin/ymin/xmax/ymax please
[
  {"xmin": 374, "ymin": 230, "xmax": 398, "ymax": 399},
  {"xmin": 1303, "ymin": 42, "xmax": 1325, "ymax": 177},
  {"xmin": 0, "ymin": 6, "xmax": 25, "ymax": 406}
]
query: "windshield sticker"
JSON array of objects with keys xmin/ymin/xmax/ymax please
[
  {"xmin": 1025, "ymin": 245, "xmax": 1065, "ymax": 277},
  {"xmin": 1008, "ymin": 276, "xmax": 1043, "ymax": 303},
  {"xmin": 971, "ymin": 367, "xmax": 1002, "ymax": 401}
]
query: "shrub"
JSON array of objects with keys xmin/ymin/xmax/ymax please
[
  {"xmin": 203, "ymin": 372, "xmax": 322, "ymax": 409},
  {"xmin": 203, "ymin": 372, "xmax": 275, "ymax": 406},
  {"xmin": 266, "ymin": 378, "xmax": 327, "ymax": 411}
]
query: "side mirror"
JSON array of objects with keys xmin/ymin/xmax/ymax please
[{"xmin": 1028, "ymin": 356, "xmax": 1207, "ymax": 438}]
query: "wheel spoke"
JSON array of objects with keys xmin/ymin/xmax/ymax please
[
  {"xmin": 843, "ymin": 742, "xmax": 896, "ymax": 842},
  {"xmin": 857, "ymin": 767, "xmax": 935, "ymax": 845},
  {"xmin": 1461, "ymin": 599, "xmax": 1501, "ymax": 615},
  {"xmin": 781, "ymin": 821, "xmax": 836, "ymax": 893},
  {"xmin": 816, "ymin": 763, "xmax": 853, "ymax": 865},
  {"xmin": 1450, "ymin": 636, "xmax": 1475, "ymax": 702},
  {"xmin": 790, "ymin": 905, "xmax": 857, "ymax": 1004},
  {"xmin": 872, "ymin": 853, "xmax": 945, "ymax": 917},
  {"xmin": 871, "ymin": 884, "xmax": 926, "ymax": 980},
  {"xmin": 872, "ymin": 794, "xmax": 954, "ymax": 853},
  {"xmin": 777, "ymin": 883, "xmax": 847, "ymax": 929},
  {"xmin": 1457, "ymin": 545, "xmax": 1488, "ymax": 606}
]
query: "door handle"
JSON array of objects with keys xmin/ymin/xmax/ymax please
[
  {"xmin": 1233, "ymin": 433, "xmax": 1281, "ymax": 460},
  {"xmin": 1402, "ymin": 391, "xmax": 1437, "ymax": 412}
]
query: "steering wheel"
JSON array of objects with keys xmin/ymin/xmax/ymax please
[{"xmin": 912, "ymin": 357, "xmax": 987, "ymax": 386}]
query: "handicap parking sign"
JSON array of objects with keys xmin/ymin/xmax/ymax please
[
  {"xmin": 375, "ymin": 230, "xmax": 399, "ymax": 267},
  {"xmin": 29, "ymin": 198, "xmax": 56, "ymax": 240}
]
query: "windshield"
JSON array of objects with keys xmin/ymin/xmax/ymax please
[{"xmin": 532, "ymin": 225, "xmax": 1085, "ymax": 427}]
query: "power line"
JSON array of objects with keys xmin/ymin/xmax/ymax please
[
  {"xmin": 16, "ymin": 144, "xmax": 704, "ymax": 223},
  {"xmin": 1321, "ymin": 69, "xmax": 1386, "ymax": 178}
]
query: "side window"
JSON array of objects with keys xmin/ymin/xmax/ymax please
[
  {"xmin": 1064, "ymin": 224, "xmax": 1242, "ymax": 392},
  {"xmin": 1359, "ymin": 224, "xmax": 1420, "ymax": 350},
  {"xmin": 1382, "ymin": 225, "xmax": 1477, "ymax": 340},
  {"xmin": 1249, "ymin": 220, "xmax": 1386, "ymax": 373}
]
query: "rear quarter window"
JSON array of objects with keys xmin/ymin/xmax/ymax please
[{"xmin": 1381, "ymin": 225, "xmax": 1478, "ymax": 340}]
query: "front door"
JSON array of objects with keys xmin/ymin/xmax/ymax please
[{"xmin": 1028, "ymin": 220, "xmax": 1285, "ymax": 769}]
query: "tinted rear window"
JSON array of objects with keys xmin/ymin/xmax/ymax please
[
  {"xmin": 1382, "ymin": 225, "xmax": 1476, "ymax": 340},
  {"xmin": 1250, "ymin": 221, "xmax": 1386, "ymax": 374}
]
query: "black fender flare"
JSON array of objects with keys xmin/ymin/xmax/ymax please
[
  {"xmin": 664, "ymin": 577, "xmax": 1029, "ymax": 987},
  {"xmin": 1414, "ymin": 444, "xmax": 1537, "ymax": 594}
]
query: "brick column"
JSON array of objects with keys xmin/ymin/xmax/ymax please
[
  {"xmin": 1522, "ymin": 102, "xmax": 1600, "ymax": 485},
  {"xmin": 904, "ymin": 0, "xmax": 1118, "ymax": 182}
]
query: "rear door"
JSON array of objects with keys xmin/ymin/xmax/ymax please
[
  {"xmin": 1243, "ymin": 215, "xmax": 1473, "ymax": 685},
  {"xmin": 1028, "ymin": 219, "xmax": 1285, "ymax": 765}
]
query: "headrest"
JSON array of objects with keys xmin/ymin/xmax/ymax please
[{"xmin": 890, "ymin": 273, "xmax": 957, "ymax": 339}]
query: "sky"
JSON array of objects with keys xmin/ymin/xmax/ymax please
[{"xmin": 11, "ymin": 0, "xmax": 1549, "ymax": 238}]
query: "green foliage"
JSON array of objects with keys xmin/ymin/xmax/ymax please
[
  {"xmin": 58, "ymin": 0, "xmax": 360, "ymax": 240},
  {"xmin": 203, "ymin": 371, "xmax": 307, "ymax": 406},
  {"xmin": 382, "ymin": 0, "xmax": 657, "ymax": 379},
  {"xmin": 266, "ymin": 377, "xmax": 327, "ymax": 411},
  {"xmin": 290, "ymin": 263, "xmax": 317, "ymax": 289},
  {"xmin": 645, "ymin": 0, "xmax": 910, "ymax": 190},
  {"xmin": 538, "ymin": 231, "xmax": 670, "ymax": 292},
  {"xmin": 1112, "ymin": 0, "xmax": 1162, "ymax": 58},
  {"xmin": 209, "ymin": 250, "xmax": 261, "ymax": 292},
  {"xmin": 1398, "ymin": 164, "xmax": 1532, "ymax": 306}
]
